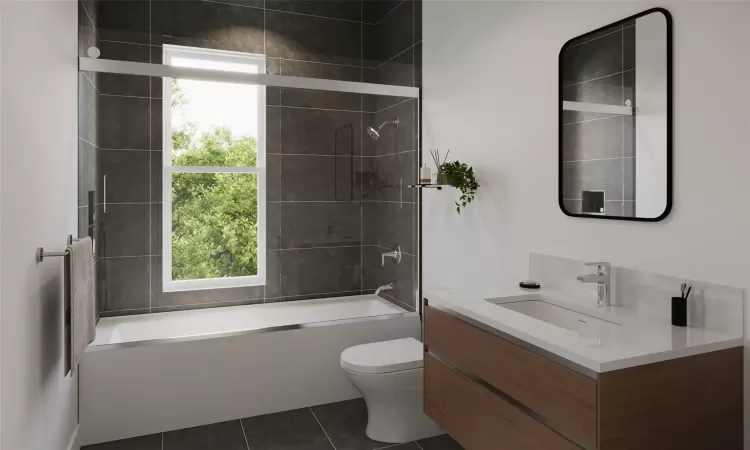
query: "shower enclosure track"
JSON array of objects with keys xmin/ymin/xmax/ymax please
[{"xmin": 79, "ymin": 57, "xmax": 420, "ymax": 98}]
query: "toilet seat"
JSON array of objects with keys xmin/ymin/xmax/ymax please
[{"xmin": 340, "ymin": 338, "xmax": 423, "ymax": 374}]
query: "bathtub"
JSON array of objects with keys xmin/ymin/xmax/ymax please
[{"xmin": 80, "ymin": 294, "xmax": 420, "ymax": 446}]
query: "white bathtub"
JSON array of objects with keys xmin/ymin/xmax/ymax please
[{"xmin": 80, "ymin": 294, "xmax": 420, "ymax": 446}]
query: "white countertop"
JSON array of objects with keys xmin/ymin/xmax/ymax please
[{"xmin": 424, "ymin": 287, "xmax": 744, "ymax": 373}]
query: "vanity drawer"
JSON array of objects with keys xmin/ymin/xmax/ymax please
[
  {"xmin": 424, "ymin": 306, "xmax": 597, "ymax": 449},
  {"xmin": 424, "ymin": 353, "xmax": 579, "ymax": 450}
]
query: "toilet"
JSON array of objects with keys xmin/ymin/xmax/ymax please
[{"xmin": 340, "ymin": 338, "xmax": 443, "ymax": 443}]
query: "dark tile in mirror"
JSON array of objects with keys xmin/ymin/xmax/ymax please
[
  {"xmin": 561, "ymin": 159, "xmax": 624, "ymax": 203},
  {"xmin": 561, "ymin": 116, "xmax": 623, "ymax": 162},
  {"xmin": 561, "ymin": 27, "xmax": 622, "ymax": 86},
  {"xmin": 623, "ymin": 24, "xmax": 636, "ymax": 71}
]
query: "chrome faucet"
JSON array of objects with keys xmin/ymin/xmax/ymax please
[
  {"xmin": 381, "ymin": 246, "xmax": 402, "ymax": 266},
  {"xmin": 375, "ymin": 283, "xmax": 394, "ymax": 296},
  {"xmin": 577, "ymin": 262, "xmax": 611, "ymax": 307}
]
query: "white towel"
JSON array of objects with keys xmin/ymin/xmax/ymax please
[{"xmin": 70, "ymin": 237, "xmax": 95, "ymax": 372}]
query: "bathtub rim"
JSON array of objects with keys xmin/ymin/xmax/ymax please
[{"xmin": 87, "ymin": 310, "xmax": 420, "ymax": 352}]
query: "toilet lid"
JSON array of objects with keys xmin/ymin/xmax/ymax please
[{"xmin": 341, "ymin": 338, "xmax": 424, "ymax": 374}]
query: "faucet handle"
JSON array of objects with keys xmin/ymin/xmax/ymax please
[{"xmin": 584, "ymin": 261, "xmax": 610, "ymax": 273}]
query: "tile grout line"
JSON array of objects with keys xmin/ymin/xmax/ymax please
[
  {"xmin": 562, "ymin": 68, "xmax": 633, "ymax": 89},
  {"xmin": 566, "ymin": 23, "xmax": 632, "ymax": 49},
  {"xmin": 239, "ymin": 418, "xmax": 252, "ymax": 450},
  {"xmin": 268, "ymin": 104, "xmax": 363, "ymax": 113},
  {"xmin": 82, "ymin": 72, "xmax": 100, "ymax": 94},
  {"xmin": 373, "ymin": 0, "xmax": 406, "ymax": 26},
  {"xmin": 373, "ymin": 40, "xmax": 421, "ymax": 70},
  {"xmin": 309, "ymin": 407, "xmax": 338, "ymax": 450},
  {"xmin": 79, "ymin": 0, "xmax": 99, "ymax": 38},
  {"xmin": 414, "ymin": 441, "xmax": 425, "ymax": 450},
  {"xmin": 372, "ymin": 97, "xmax": 414, "ymax": 115},
  {"xmin": 203, "ymin": 0, "xmax": 365, "ymax": 25},
  {"xmin": 562, "ymin": 114, "xmax": 623, "ymax": 126}
]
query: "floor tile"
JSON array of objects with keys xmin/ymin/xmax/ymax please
[
  {"xmin": 82, "ymin": 434, "xmax": 162, "ymax": 450},
  {"xmin": 387, "ymin": 444, "xmax": 420, "ymax": 450},
  {"xmin": 311, "ymin": 399, "xmax": 384, "ymax": 450},
  {"xmin": 162, "ymin": 420, "xmax": 248, "ymax": 450},
  {"xmin": 241, "ymin": 407, "xmax": 333, "ymax": 450},
  {"xmin": 416, "ymin": 435, "xmax": 464, "ymax": 450}
]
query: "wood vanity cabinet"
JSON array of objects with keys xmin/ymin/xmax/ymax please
[{"xmin": 423, "ymin": 304, "xmax": 743, "ymax": 450}]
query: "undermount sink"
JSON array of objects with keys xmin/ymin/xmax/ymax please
[{"xmin": 487, "ymin": 298, "xmax": 621, "ymax": 334}]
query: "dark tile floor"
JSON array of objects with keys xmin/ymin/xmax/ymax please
[{"xmin": 83, "ymin": 398, "xmax": 463, "ymax": 450}]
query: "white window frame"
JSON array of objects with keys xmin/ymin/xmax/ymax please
[{"xmin": 162, "ymin": 45, "xmax": 266, "ymax": 292}]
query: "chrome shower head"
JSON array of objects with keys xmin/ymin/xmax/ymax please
[
  {"xmin": 367, "ymin": 127, "xmax": 381, "ymax": 140},
  {"xmin": 366, "ymin": 118, "xmax": 399, "ymax": 141}
]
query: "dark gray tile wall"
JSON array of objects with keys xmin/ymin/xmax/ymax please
[
  {"xmin": 561, "ymin": 22, "xmax": 635, "ymax": 217},
  {"xmin": 83, "ymin": 0, "xmax": 421, "ymax": 316},
  {"xmin": 361, "ymin": 0, "xmax": 421, "ymax": 311}
]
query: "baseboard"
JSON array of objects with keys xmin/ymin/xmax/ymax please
[{"xmin": 66, "ymin": 425, "xmax": 80, "ymax": 450}]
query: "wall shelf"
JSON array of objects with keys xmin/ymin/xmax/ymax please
[
  {"xmin": 562, "ymin": 101, "xmax": 633, "ymax": 116},
  {"xmin": 409, "ymin": 184, "xmax": 445, "ymax": 190}
]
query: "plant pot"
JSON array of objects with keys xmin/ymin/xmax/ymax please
[{"xmin": 436, "ymin": 172, "xmax": 452, "ymax": 186}]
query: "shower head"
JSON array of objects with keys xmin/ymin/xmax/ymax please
[{"xmin": 366, "ymin": 118, "xmax": 399, "ymax": 141}]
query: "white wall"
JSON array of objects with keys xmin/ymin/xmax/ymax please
[
  {"xmin": 0, "ymin": 2, "xmax": 79, "ymax": 450},
  {"xmin": 422, "ymin": 0, "xmax": 750, "ymax": 444}
]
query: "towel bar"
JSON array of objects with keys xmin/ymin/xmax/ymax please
[{"xmin": 36, "ymin": 235, "xmax": 80, "ymax": 263}]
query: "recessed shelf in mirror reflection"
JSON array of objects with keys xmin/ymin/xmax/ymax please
[{"xmin": 562, "ymin": 101, "xmax": 633, "ymax": 116}]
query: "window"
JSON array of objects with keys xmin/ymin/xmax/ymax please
[{"xmin": 162, "ymin": 45, "xmax": 266, "ymax": 292}]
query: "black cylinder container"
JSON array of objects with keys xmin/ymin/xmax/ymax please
[{"xmin": 671, "ymin": 296, "xmax": 687, "ymax": 327}]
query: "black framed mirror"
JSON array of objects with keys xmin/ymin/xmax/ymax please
[{"xmin": 559, "ymin": 8, "xmax": 672, "ymax": 221}]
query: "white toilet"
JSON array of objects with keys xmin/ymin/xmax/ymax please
[{"xmin": 340, "ymin": 337, "xmax": 443, "ymax": 443}]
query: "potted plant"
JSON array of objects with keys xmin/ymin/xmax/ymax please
[{"xmin": 430, "ymin": 149, "xmax": 480, "ymax": 214}]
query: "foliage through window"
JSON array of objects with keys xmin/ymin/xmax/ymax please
[{"xmin": 163, "ymin": 46, "xmax": 266, "ymax": 292}]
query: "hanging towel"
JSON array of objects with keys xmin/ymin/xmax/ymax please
[{"xmin": 70, "ymin": 237, "xmax": 96, "ymax": 372}]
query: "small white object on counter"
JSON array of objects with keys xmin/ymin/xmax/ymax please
[{"xmin": 424, "ymin": 286, "xmax": 743, "ymax": 373}]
